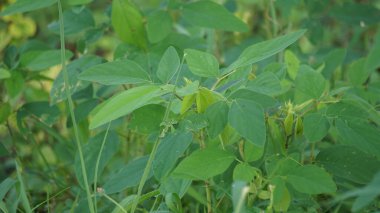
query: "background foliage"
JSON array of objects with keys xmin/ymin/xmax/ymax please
[{"xmin": 1, "ymin": 0, "xmax": 380, "ymax": 212}]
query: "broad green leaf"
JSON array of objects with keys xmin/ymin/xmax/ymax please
[
  {"xmin": 75, "ymin": 131, "xmax": 119, "ymax": 188},
  {"xmin": 146, "ymin": 10, "xmax": 172, "ymax": 43},
  {"xmin": 365, "ymin": 30, "xmax": 380, "ymax": 72},
  {"xmin": 287, "ymin": 165, "xmax": 337, "ymax": 194},
  {"xmin": 153, "ymin": 131, "xmax": 193, "ymax": 180},
  {"xmin": 294, "ymin": 65, "xmax": 326, "ymax": 103},
  {"xmin": 0, "ymin": 0, "xmax": 57, "ymax": 16},
  {"xmin": 5, "ymin": 71, "xmax": 24, "ymax": 98},
  {"xmin": 321, "ymin": 48, "xmax": 346, "ymax": 79},
  {"xmin": 243, "ymin": 142, "xmax": 264, "ymax": 162},
  {"xmin": 172, "ymin": 147, "xmax": 235, "ymax": 180},
  {"xmin": 227, "ymin": 30, "xmax": 306, "ymax": 72},
  {"xmin": 229, "ymin": 99, "xmax": 266, "ymax": 147},
  {"xmin": 271, "ymin": 177, "xmax": 291, "ymax": 212},
  {"xmin": 326, "ymin": 101, "xmax": 369, "ymax": 121},
  {"xmin": 67, "ymin": 0, "xmax": 93, "ymax": 5},
  {"xmin": 157, "ymin": 46, "xmax": 180, "ymax": 83},
  {"xmin": 182, "ymin": 0, "xmax": 248, "ymax": 32},
  {"xmin": 352, "ymin": 172, "xmax": 380, "ymax": 212},
  {"xmin": 330, "ymin": 3, "xmax": 380, "ymax": 25},
  {"xmin": 246, "ymin": 72, "xmax": 282, "ymax": 96},
  {"xmin": 20, "ymin": 50, "xmax": 73, "ymax": 71},
  {"xmin": 160, "ymin": 176, "xmax": 192, "ymax": 198},
  {"xmin": 185, "ymin": 49, "xmax": 219, "ymax": 78},
  {"xmin": 79, "ymin": 60, "xmax": 151, "ymax": 85},
  {"xmin": 48, "ymin": 8, "xmax": 95, "ymax": 35},
  {"xmin": 205, "ymin": 101, "xmax": 229, "ymax": 139},
  {"xmin": 129, "ymin": 104, "xmax": 165, "ymax": 134},
  {"xmin": 89, "ymin": 85, "xmax": 168, "ymax": 129},
  {"xmin": 111, "ymin": 0, "xmax": 147, "ymax": 49},
  {"xmin": 229, "ymin": 89, "xmax": 277, "ymax": 110},
  {"xmin": 0, "ymin": 102, "xmax": 11, "ymax": 124},
  {"xmin": 316, "ymin": 145, "xmax": 380, "ymax": 184},
  {"xmin": 0, "ymin": 178, "xmax": 16, "ymax": 200},
  {"xmin": 303, "ymin": 113, "xmax": 330, "ymax": 142},
  {"xmin": 50, "ymin": 55, "xmax": 103, "ymax": 104},
  {"xmin": 284, "ymin": 50, "xmax": 300, "ymax": 80},
  {"xmin": 196, "ymin": 87, "xmax": 223, "ymax": 113},
  {"xmin": 266, "ymin": 157, "xmax": 299, "ymax": 177},
  {"xmin": 335, "ymin": 119, "xmax": 380, "ymax": 157},
  {"xmin": 233, "ymin": 163, "xmax": 258, "ymax": 182},
  {"xmin": 0, "ymin": 68, "xmax": 11, "ymax": 79},
  {"xmin": 103, "ymin": 156, "xmax": 151, "ymax": 194},
  {"xmin": 348, "ymin": 58, "xmax": 368, "ymax": 86}
]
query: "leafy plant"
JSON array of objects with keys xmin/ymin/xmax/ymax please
[{"xmin": 0, "ymin": 0, "xmax": 380, "ymax": 212}]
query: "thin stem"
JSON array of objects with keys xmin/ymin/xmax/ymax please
[
  {"xmin": 269, "ymin": 0, "xmax": 278, "ymax": 38},
  {"xmin": 57, "ymin": 1, "xmax": 95, "ymax": 212},
  {"xmin": 205, "ymin": 181, "xmax": 212, "ymax": 213},
  {"xmin": 130, "ymin": 55, "xmax": 187, "ymax": 213},
  {"xmin": 102, "ymin": 193, "xmax": 127, "ymax": 213},
  {"xmin": 93, "ymin": 123, "xmax": 112, "ymax": 211}
]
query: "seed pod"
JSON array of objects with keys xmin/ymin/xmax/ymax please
[
  {"xmin": 284, "ymin": 112, "xmax": 294, "ymax": 136},
  {"xmin": 295, "ymin": 116, "xmax": 303, "ymax": 136}
]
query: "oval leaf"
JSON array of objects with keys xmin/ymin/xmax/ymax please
[
  {"xmin": 185, "ymin": 49, "xmax": 219, "ymax": 78},
  {"xmin": 172, "ymin": 147, "xmax": 235, "ymax": 180},
  {"xmin": 79, "ymin": 60, "xmax": 151, "ymax": 85},
  {"xmin": 229, "ymin": 99, "xmax": 266, "ymax": 147},
  {"xmin": 89, "ymin": 85, "xmax": 168, "ymax": 129}
]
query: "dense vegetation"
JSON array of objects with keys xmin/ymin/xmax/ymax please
[{"xmin": 1, "ymin": 0, "xmax": 380, "ymax": 212}]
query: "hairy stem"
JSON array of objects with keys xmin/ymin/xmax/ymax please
[{"xmin": 57, "ymin": 1, "xmax": 95, "ymax": 212}]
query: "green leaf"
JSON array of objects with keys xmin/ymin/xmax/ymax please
[
  {"xmin": 67, "ymin": 0, "xmax": 93, "ymax": 5},
  {"xmin": 182, "ymin": 0, "xmax": 248, "ymax": 32},
  {"xmin": 89, "ymin": 85, "xmax": 168, "ymax": 129},
  {"xmin": 50, "ymin": 55, "xmax": 103, "ymax": 104},
  {"xmin": 129, "ymin": 104, "xmax": 165, "ymax": 134},
  {"xmin": 303, "ymin": 113, "xmax": 330, "ymax": 142},
  {"xmin": 20, "ymin": 50, "xmax": 73, "ymax": 71},
  {"xmin": 321, "ymin": 48, "xmax": 346, "ymax": 79},
  {"xmin": 5, "ymin": 71, "xmax": 24, "ymax": 98},
  {"xmin": 0, "ymin": 0, "xmax": 57, "ymax": 16},
  {"xmin": 271, "ymin": 177, "xmax": 291, "ymax": 212},
  {"xmin": 229, "ymin": 99, "xmax": 266, "ymax": 147},
  {"xmin": 287, "ymin": 165, "xmax": 337, "ymax": 194},
  {"xmin": 103, "ymin": 156, "xmax": 151, "ymax": 194},
  {"xmin": 294, "ymin": 65, "xmax": 326, "ymax": 103},
  {"xmin": 246, "ymin": 72, "xmax": 282, "ymax": 96},
  {"xmin": 205, "ymin": 101, "xmax": 229, "ymax": 139},
  {"xmin": 48, "ymin": 7, "xmax": 95, "ymax": 35},
  {"xmin": 111, "ymin": 0, "xmax": 147, "ymax": 49},
  {"xmin": 229, "ymin": 89, "xmax": 277, "ymax": 110},
  {"xmin": 316, "ymin": 145, "xmax": 380, "ymax": 184},
  {"xmin": 79, "ymin": 59, "xmax": 151, "ymax": 85},
  {"xmin": 185, "ymin": 49, "xmax": 219, "ymax": 78},
  {"xmin": 227, "ymin": 30, "xmax": 306, "ymax": 72},
  {"xmin": 233, "ymin": 163, "xmax": 258, "ymax": 182},
  {"xmin": 335, "ymin": 119, "xmax": 380, "ymax": 157},
  {"xmin": 284, "ymin": 50, "xmax": 300, "ymax": 80},
  {"xmin": 244, "ymin": 142, "xmax": 264, "ymax": 162},
  {"xmin": 160, "ymin": 176, "xmax": 192, "ymax": 198},
  {"xmin": 0, "ymin": 68, "xmax": 11, "ymax": 80},
  {"xmin": 146, "ymin": 10, "xmax": 172, "ymax": 43},
  {"xmin": 157, "ymin": 46, "xmax": 180, "ymax": 83},
  {"xmin": 365, "ymin": 30, "xmax": 380, "ymax": 72},
  {"xmin": 0, "ymin": 102, "xmax": 11, "ymax": 124},
  {"xmin": 172, "ymin": 147, "xmax": 235, "ymax": 180},
  {"xmin": 153, "ymin": 131, "xmax": 193, "ymax": 181},
  {"xmin": 0, "ymin": 178, "xmax": 16, "ymax": 200},
  {"xmin": 75, "ymin": 131, "xmax": 119, "ymax": 188},
  {"xmin": 348, "ymin": 58, "xmax": 368, "ymax": 86},
  {"xmin": 352, "ymin": 172, "xmax": 380, "ymax": 212}
]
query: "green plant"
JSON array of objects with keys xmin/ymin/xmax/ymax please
[{"xmin": 0, "ymin": 0, "xmax": 380, "ymax": 212}]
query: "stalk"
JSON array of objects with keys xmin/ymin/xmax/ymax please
[
  {"xmin": 57, "ymin": 1, "xmax": 95, "ymax": 212},
  {"xmin": 130, "ymin": 55, "xmax": 186, "ymax": 213}
]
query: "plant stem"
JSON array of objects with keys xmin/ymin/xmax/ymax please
[
  {"xmin": 205, "ymin": 181, "xmax": 212, "ymax": 213},
  {"xmin": 93, "ymin": 122, "xmax": 111, "ymax": 212},
  {"xmin": 57, "ymin": 1, "xmax": 95, "ymax": 212},
  {"xmin": 15, "ymin": 161, "xmax": 32, "ymax": 213},
  {"xmin": 130, "ymin": 55, "xmax": 186, "ymax": 213},
  {"xmin": 269, "ymin": 0, "xmax": 278, "ymax": 38}
]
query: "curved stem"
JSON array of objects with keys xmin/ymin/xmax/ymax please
[{"xmin": 57, "ymin": 1, "xmax": 95, "ymax": 212}]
